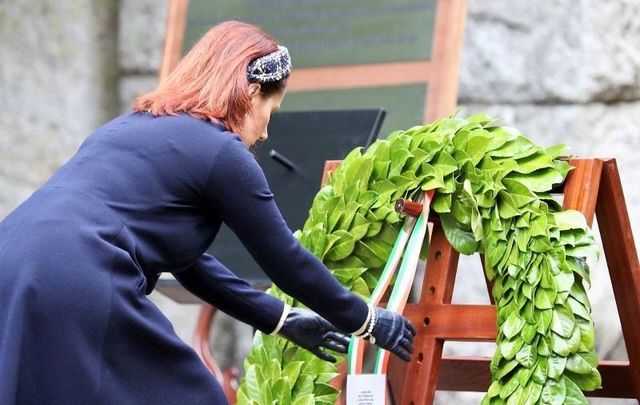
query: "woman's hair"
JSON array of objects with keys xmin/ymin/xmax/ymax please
[{"xmin": 133, "ymin": 21, "xmax": 287, "ymax": 133}]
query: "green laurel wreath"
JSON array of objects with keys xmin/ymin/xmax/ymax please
[{"xmin": 237, "ymin": 114, "xmax": 601, "ymax": 405}]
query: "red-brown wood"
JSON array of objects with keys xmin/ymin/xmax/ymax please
[
  {"xmin": 321, "ymin": 160, "xmax": 342, "ymax": 187},
  {"xmin": 562, "ymin": 158, "xmax": 603, "ymax": 226},
  {"xmin": 425, "ymin": 0, "xmax": 468, "ymax": 122},
  {"xmin": 403, "ymin": 304, "xmax": 497, "ymax": 341},
  {"xmin": 595, "ymin": 159, "xmax": 640, "ymax": 399},
  {"xmin": 387, "ymin": 158, "xmax": 640, "ymax": 404},
  {"xmin": 437, "ymin": 358, "xmax": 634, "ymax": 398},
  {"xmin": 159, "ymin": 0, "xmax": 188, "ymax": 81},
  {"xmin": 395, "ymin": 198, "xmax": 424, "ymax": 218},
  {"xmin": 193, "ymin": 305, "xmax": 238, "ymax": 403},
  {"xmin": 387, "ymin": 221, "xmax": 460, "ymax": 404}
]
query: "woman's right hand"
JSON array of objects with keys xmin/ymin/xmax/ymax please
[{"xmin": 367, "ymin": 307, "xmax": 416, "ymax": 362}]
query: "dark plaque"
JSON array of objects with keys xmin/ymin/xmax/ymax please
[{"xmin": 183, "ymin": 0, "xmax": 437, "ymax": 67}]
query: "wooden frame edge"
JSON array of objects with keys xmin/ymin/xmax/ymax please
[
  {"xmin": 425, "ymin": 0, "xmax": 468, "ymax": 122},
  {"xmin": 159, "ymin": 0, "xmax": 189, "ymax": 82}
]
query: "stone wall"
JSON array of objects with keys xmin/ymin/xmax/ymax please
[
  {"xmin": 0, "ymin": 0, "xmax": 119, "ymax": 216},
  {"xmin": 1, "ymin": 0, "xmax": 639, "ymax": 403}
]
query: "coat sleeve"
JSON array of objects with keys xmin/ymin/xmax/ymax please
[
  {"xmin": 173, "ymin": 254, "xmax": 286, "ymax": 334},
  {"xmin": 204, "ymin": 136, "xmax": 368, "ymax": 333}
]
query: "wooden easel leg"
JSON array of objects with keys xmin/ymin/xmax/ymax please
[
  {"xmin": 388, "ymin": 222, "xmax": 460, "ymax": 404},
  {"xmin": 596, "ymin": 159, "xmax": 640, "ymax": 400}
]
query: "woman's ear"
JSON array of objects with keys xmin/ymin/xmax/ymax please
[{"xmin": 248, "ymin": 83, "xmax": 262, "ymax": 99}]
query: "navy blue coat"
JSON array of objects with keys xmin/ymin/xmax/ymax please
[{"xmin": 0, "ymin": 112, "xmax": 368, "ymax": 404}]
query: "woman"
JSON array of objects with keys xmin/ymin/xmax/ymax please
[{"xmin": 0, "ymin": 21, "xmax": 415, "ymax": 404}]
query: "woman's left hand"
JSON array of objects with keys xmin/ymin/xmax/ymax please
[{"xmin": 279, "ymin": 308, "xmax": 350, "ymax": 362}]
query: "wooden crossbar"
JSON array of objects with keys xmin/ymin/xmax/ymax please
[{"xmin": 384, "ymin": 158, "xmax": 640, "ymax": 404}]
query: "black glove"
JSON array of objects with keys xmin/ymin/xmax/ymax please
[
  {"xmin": 367, "ymin": 307, "xmax": 416, "ymax": 362},
  {"xmin": 279, "ymin": 308, "xmax": 351, "ymax": 363}
]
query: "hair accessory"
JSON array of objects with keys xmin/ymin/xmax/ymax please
[{"xmin": 247, "ymin": 45, "xmax": 292, "ymax": 84}]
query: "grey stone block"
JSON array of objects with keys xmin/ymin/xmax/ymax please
[
  {"xmin": 459, "ymin": 0, "xmax": 640, "ymax": 103},
  {"xmin": 119, "ymin": 0, "xmax": 167, "ymax": 73},
  {"xmin": 118, "ymin": 74, "xmax": 158, "ymax": 113},
  {"xmin": 0, "ymin": 0, "xmax": 118, "ymax": 217},
  {"xmin": 148, "ymin": 292, "xmax": 200, "ymax": 344}
]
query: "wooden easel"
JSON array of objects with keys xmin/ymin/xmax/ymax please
[{"xmin": 379, "ymin": 158, "xmax": 640, "ymax": 404}]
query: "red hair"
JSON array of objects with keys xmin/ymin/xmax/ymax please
[{"xmin": 133, "ymin": 21, "xmax": 283, "ymax": 133}]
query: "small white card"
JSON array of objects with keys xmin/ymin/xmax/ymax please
[{"xmin": 346, "ymin": 374, "xmax": 386, "ymax": 405}]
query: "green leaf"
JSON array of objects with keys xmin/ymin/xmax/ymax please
[
  {"xmin": 292, "ymin": 374, "xmax": 315, "ymax": 398},
  {"xmin": 354, "ymin": 240, "xmax": 389, "ymax": 266},
  {"xmin": 565, "ymin": 369, "xmax": 602, "ymax": 391},
  {"xmin": 432, "ymin": 192, "xmax": 452, "ymax": 213},
  {"xmin": 325, "ymin": 230, "xmax": 356, "ymax": 261},
  {"xmin": 243, "ymin": 365, "xmax": 262, "ymax": 400},
  {"xmin": 316, "ymin": 372, "xmax": 340, "ymax": 384},
  {"xmin": 259, "ymin": 379, "xmax": 274, "ymax": 404},
  {"xmin": 541, "ymin": 378, "xmax": 566, "ymax": 405},
  {"xmin": 348, "ymin": 222, "xmax": 370, "ymax": 241},
  {"xmin": 503, "ymin": 179, "xmax": 537, "ymax": 208},
  {"xmin": 314, "ymin": 382, "xmax": 338, "ymax": 398},
  {"xmin": 464, "ymin": 133, "xmax": 491, "ymax": 163},
  {"xmin": 513, "ymin": 151, "xmax": 556, "ymax": 174},
  {"xmin": 577, "ymin": 320, "xmax": 595, "ymax": 352},
  {"xmin": 499, "ymin": 372, "xmax": 521, "ymax": 399},
  {"xmin": 547, "ymin": 355, "xmax": 567, "ymax": 380},
  {"xmin": 506, "ymin": 385, "xmax": 524, "ymax": 405},
  {"xmin": 389, "ymin": 148, "xmax": 413, "ymax": 177},
  {"xmin": 326, "ymin": 198, "xmax": 346, "ymax": 232},
  {"xmin": 432, "ymin": 151, "xmax": 459, "ymax": 177},
  {"xmin": 522, "ymin": 324, "xmax": 538, "ymax": 344},
  {"xmin": 532, "ymin": 357, "xmax": 548, "ymax": 384},
  {"xmin": 497, "ymin": 359, "xmax": 519, "ymax": 380},
  {"xmin": 498, "ymin": 191, "xmax": 521, "ymax": 219},
  {"xmin": 490, "ymin": 135, "xmax": 536, "ymax": 159},
  {"xmin": 553, "ymin": 210, "xmax": 588, "ymax": 232},
  {"xmin": 365, "ymin": 221, "xmax": 383, "ymax": 237},
  {"xmin": 566, "ymin": 324, "xmax": 582, "ymax": 353},
  {"xmin": 440, "ymin": 212, "xmax": 479, "ymax": 255},
  {"xmin": 503, "ymin": 311, "xmax": 526, "ymax": 339},
  {"xmin": 551, "ymin": 332, "xmax": 571, "ymax": 357},
  {"xmin": 272, "ymin": 378, "xmax": 292, "ymax": 405},
  {"xmin": 569, "ymin": 283, "xmax": 591, "ymax": 310},
  {"xmin": 292, "ymin": 394, "xmax": 315, "ymax": 405},
  {"xmin": 566, "ymin": 353, "xmax": 595, "ymax": 375},
  {"xmin": 525, "ymin": 381, "xmax": 544, "ymax": 404},
  {"xmin": 487, "ymin": 380, "xmax": 502, "ymax": 398},
  {"xmin": 500, "ymin": 337, "xmax": 525, "ymax": 360},
  {"xmin": 235, "ymin": 387, "xmax": 253, "ymax": 405},
  {"xmin": 515, "ymin": 343, "xmax": 537, "ymax": 369},
  {"xmin": 537, "ymin": 309, "xmax": 553, "ymax": 333},
  {"xmin": 282, "ymin": 361, "xmax": 304, "ymax": 386},
  {"xmin": 537, "ymin": 336, "xmax": 552, "ymax": 357},
  {"xmin": 331, "ymin": 267, "xmax": 368, "ymax": 284},
  {"xmin": 562, "ymin": 376, "xmax": 589, "ymax": 405},
  {"xmin": 555, "ymin": 270, "xmax": 574, "ymax": 293},
  {"xmin": 551, "ymin": 306, "xmax": 576, "ymax": 338},
  {"xmin": 351, "ymin": 277, "xmax": 370, "ymax": 299},
  {"xmin": 534, "ymin": 288, "xmax": 555, "ymax": 309},
  {"xmin": 507, "ymin": 168, "xmax": 564, "ymax": 193}
]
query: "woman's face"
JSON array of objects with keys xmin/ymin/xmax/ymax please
[{"xmin": 242, "ymin": 83, "xmax": 287, "ymax": 147}]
